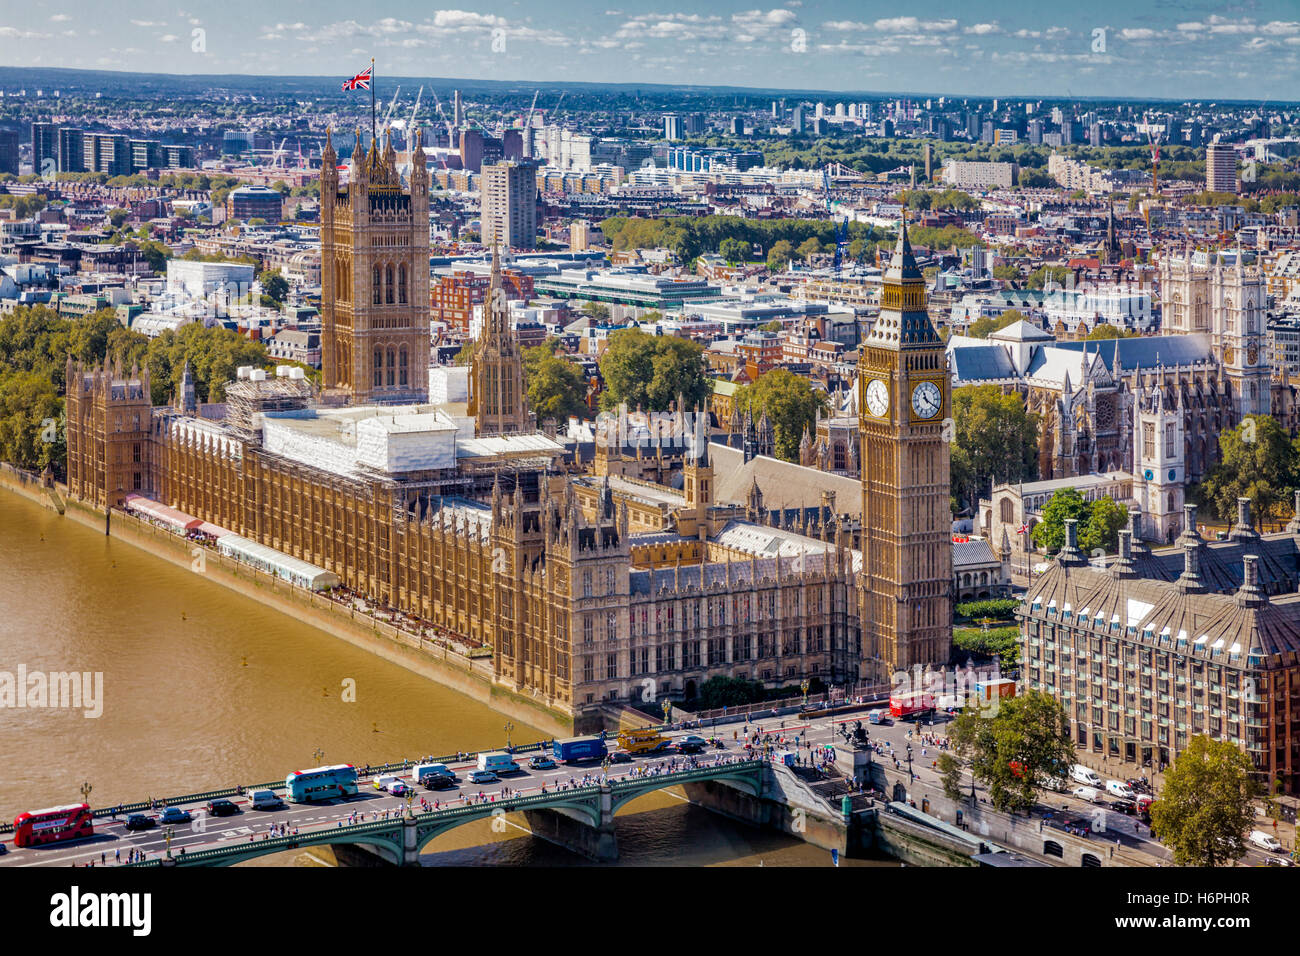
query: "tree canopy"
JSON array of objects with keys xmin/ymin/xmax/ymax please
[
  {"xmin": 950, "ymin": 690, "xmax": 1076, "ymax": 814},
  {"xmin": 1149, "ymin": 735, "xmax": 1259, "ymax": 867},
  {"xmin": 734, "ymin": 368, "xmax": 829, "ymax": 463},
  {"xmin": 950, "ymin": 385, "xmax": 1039, "ymax": 511},
  {"xmin": 597, "ymin": 328, "xmax": 708, "ymax": 413},
  {"xmin": 1030, "ymin": 489, "xmax": 1128, "ymax": 554},
  {"xmin": 523, "ymin": 340, "xmax": 589, "ymax": 422},
  {"xmin": 967, "ymin": 308, "xmax": 1027, "ymax": 339},
  {"xmin": 1197, "ymin": 415, "xmax": 1299, "ymax": 524}
]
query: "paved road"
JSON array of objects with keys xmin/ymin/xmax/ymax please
[
  {"xmin": 0, "ymin": 729, "xmax": 753, "ymax": 868},
  {"xmin": 3, "ymin": 707, "xmax": 1291, "ymax": 867}
]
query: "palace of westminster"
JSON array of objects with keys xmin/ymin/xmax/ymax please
[
  {"xmin": 57, "ymin": 131, "xmax": 1300, "ymax": 787},
  {"xmin": 63, "ymin": 132, "xmax": 953, "ymax": 724}
]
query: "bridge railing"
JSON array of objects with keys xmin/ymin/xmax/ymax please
[
  {"xmin": 0, "ymin": 739, "xmax": 573, "ymax": 834},
  {"xmin": 118, "ymin": 761, "xmax": 766, "ymax": 866}
]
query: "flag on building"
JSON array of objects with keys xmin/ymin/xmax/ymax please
[
  {"xmin": 1017, "ymin": 523, "xmax": 1029, "ymax": 535},
  {"xmin": 342, "ymin": 67, "xmax": 372, "ymax": 92}
]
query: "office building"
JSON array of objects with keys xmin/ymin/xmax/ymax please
[
  {"xmin": 664, "ymin": 114, "xmax": 683, "ymax": 141},
  {"xmin": 1206, "ymin": 142, "xmax": 1238, "ymax": 194},
  {"xmin": 481, "ymin": 160, "xmax": 538, "ymax": 251},
  {"xmin": 0, "ymin": 127, "xmax": 18, "ymax": 176},
  {"xmin": 30, "ymin": 121, "xmax": 55, "ymax": 176}
]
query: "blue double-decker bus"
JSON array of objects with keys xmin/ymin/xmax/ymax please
[{"xmin": 285, "ymin": 764, "xmax": 359, "ymax": 803}]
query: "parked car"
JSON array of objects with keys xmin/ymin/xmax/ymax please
[
  {"xmin": 468, "ymin": 770, "xmax": 498, "ymax": 784},
  {"xmin": 608, "ymin": 751, "xmax": 632, "ymax": 764},
  {"xmin": 206, "ymin": 799, "xmax": 240, "ymax": 817},
  {"xmin": 125, "ymin": 814, "xmax": 157, "ymax": 832},
  {"xmin": 529, "ymin": 756, "xmax": 557, "ymax": 770},
  {"xmin": 1107, "ymin": 799, "xmax": 1137, "ymax": 815},
  {"xmin": 158, "ymin": 807, "xmax": 191, "ymax": 825}
]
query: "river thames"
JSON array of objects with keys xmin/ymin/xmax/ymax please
[{"xmin": 0, "ymin": 489, "xmax": 895, "ymax": 867}]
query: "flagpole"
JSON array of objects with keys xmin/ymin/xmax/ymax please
[{"xmin": 371, "ymin": 57, "xmax": 376, "ymax": 146}]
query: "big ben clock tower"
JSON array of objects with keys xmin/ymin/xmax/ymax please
[{"xmin": 858, "ymin": 219, "xmax": 952, "ymax": 680}]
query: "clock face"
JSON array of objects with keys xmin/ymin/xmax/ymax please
[
  {"xmin": 865, "ymin": 379, "xmax": 889, "ymax": 418},
  {"xmin": 911, "ymin": 381, "xmax": 942, "ymax": 419},
  {"xmin": 1247, "ymin": 344, "xmax": 1259, "ymax": 365},
  {"xmin": 1224, "ymin": 346, "xmax": 1235, "ymax": 365}
]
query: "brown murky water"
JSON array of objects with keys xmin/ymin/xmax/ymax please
[{"xmin": 0, "ymin": 490, "xmax": 896, "ymax": 867}]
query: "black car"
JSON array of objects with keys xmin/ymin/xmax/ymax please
[
  {"xmin": 677, "ymin": 742, "xmax": 705, "ymax": 755},
  {"xmin": 125, "ymin": 814, "xmax": 157, "ymax": 832},
  {"xmin": 206, "ymin": 799, "xmax": 240, "ymax": 817},
  {"xmin": 608, "ymin": 751, "xmax": 632, "ymax": 763},
  {"xmin": 1108, "ymin": 799, "xmax": 1137, "ymax": 815},
  {"xmin": 423, "ymin": 775, "xmax": 458, "ymax": 791}
]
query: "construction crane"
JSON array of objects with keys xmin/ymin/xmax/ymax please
[
  {"xmin": 1147, "ymin": 129, "xmax": 1162, "ymax": 195},
  {"xmin": 548, "ymin": 90, "xmax": 567, "ymax": 124},
  {"xmin": 406, "ymin": 86, "xmax": 423, "ymax": 146},
  {"xmin": 429, "ymin": 89, "xmax": 455, "ymax": 145},
  {"xmin": 381, "ymin": 85, "xmax": 402, "ymax": 140},
  {"xmin": 270, "ymin": 137, "xmax": 288, "ymax": 168}
]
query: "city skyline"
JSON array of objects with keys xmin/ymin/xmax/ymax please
[{"xmin": 0, "ymin": 1, "xmax": 1297, "ymax": 101}]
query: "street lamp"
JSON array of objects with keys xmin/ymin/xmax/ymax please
[
  {"xmin": 504, "ymin": 721, "xmax": 515, "ymax": 750},
  {"xmin": 79, "ymin": 781, "xmax": 92, "ymax": 805},
  {"xmin": 312, "ymin": 747, "xmax": 324, "ymax": 765},
  {"xmin": 801, "ymin": 679, "xmax": 810, "ymax": 707},
  {"xmin": 405, "ymin": 791, "xmax": 415, "ymax": 818},
  {"xmin": 164, "ymin": 826, "xmax": 174, "ymax": 859},
  {"xmin": 663, "ymin": 699, "xmax": 672, "ymax": 726},
  {"xmin": 906, "ymin": 744, "xmax": 914, "ymax": 782}
]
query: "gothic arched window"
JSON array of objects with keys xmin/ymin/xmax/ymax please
[
  {"xmin": 398, "ymin": 264, "xmax": 407, "ymax": 304},
  {"xmin": 399, "ymin": 347, "xmax": 408, "ymax": 386},
  {"xmin": 386, "ymin": 347, "xmax": 396, "ymax": 386},
  {"xmin": 385, "ymin": 266, "xmax": 394, "ymax": 304},
  {"xmin": 373, "ymin": 348, "xmax": 382, "ymax": 387},
  {"xmin": 373, "ymin": 266, "xmax": 381, "ymax": 305}
]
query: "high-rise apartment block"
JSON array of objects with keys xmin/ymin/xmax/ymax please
[{"xmin": 480, "ymin": 161, "xmax": 538, "ymax": 251}]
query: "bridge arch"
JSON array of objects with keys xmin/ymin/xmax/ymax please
[{"xmin": 411, "ymin": 791, "xmax": 604, "ymax": 855}]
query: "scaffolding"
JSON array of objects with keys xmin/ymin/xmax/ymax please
[{"xmin": 224, "ymin": 370, "xmax": 314, "ymax": 443}]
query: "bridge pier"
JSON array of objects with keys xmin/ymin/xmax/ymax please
[
  {"xmin": 522, "ymin": 787, "xmax": 618, "ymax": 862},
  {"xmin": 331, "ymin": 842, "xmax": 400, "ymax": 867}
]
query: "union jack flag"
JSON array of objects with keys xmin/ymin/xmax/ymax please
[
  {"xmin": 342, "ymin": 67, "xmax": 372, "ymax": 92},
  {"xmin": 1017, "ymin": 523, "xmax": 1029, "ymax": 535}
]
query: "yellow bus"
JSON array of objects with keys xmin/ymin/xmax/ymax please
[{"xmin": 617, "ymin": 729, "xmax": 668, "ymax": 755}]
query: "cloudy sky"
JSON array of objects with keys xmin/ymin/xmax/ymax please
[{"xmin": 3, "ymin": 0, "xmax": 1298, "ymax": 99}]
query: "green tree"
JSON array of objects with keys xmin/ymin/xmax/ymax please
[
  {"xmin": 967, "ymin": 308, "xmax": 1027, "ymax": 339},
  {"xmin": 107, "ymin": 207, "xmax": 129, "ymax": 228},
  {"xmin": 795, "ymin": 237, "xmax": 823, "ymax": 260},
  {"xmin": 734, "ymin": 368, "xmax": 829, "ymax": 462},
  {"xmin": 937, "ymin": 751, "xmax": 966, "ymax": 801},
  {"xmin": 1027, "ymin": 265, "xmax": 1072, "ymax": 289},
  {"xmin": 718, "ymin": 237, "xmax": 749, "ymax": 265},
  {"xmin": 597, "ymin": 328, "xmax": 708, "ymax": 412},
  {"xmin": 0, "ymin": 370, "xmax": 64, "ymax": 472},
  {"xmin": 950, "ymin": 690, "xmax": 1076, "ymax": 814},
  {"xmin": 767, "ymin": 239, "xmax": 795, "ymax": 271},
  {"xmin": 581, "ymin": 301, "xmax": 611, "ymax": 322},
  {"xmin": 950, "ymin": 385, "xmax": 1039, "ymax": 509},
  {"xmin": 1080, "ymin": 495, "xmax": 1128, "ymax": 553},
  {"xmin": 991, "ymin": 264, "xmax": 1020, "ymax": 281},
  {"xmin": 1149, "ymin": 735, "xmax": 1259, "ymax": 867},
  {"xmin": 1198, "ymin": 416, "xmax": 1298, "ymax": 523},
  {"xmin": 258, "ymin": 270, "xmax": 289, "ymax": 306},
  {"xmin": 1031, "ymin": 488, "xmax": 1090, "ymax": 552},
  {"xmin": 523, "ymin": 343, "xmax": 588, "ymax": 421},
  {"xmin": 1084, "ymin": 323, "xmax": 1138, "ymax": 340}
]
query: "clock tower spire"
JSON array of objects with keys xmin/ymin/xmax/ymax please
[{"xmin": 857, "ymin": 217, "xmax": 952, "ymax": 680}]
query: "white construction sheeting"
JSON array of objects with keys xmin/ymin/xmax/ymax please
[
  {"xmin": 354, "ymin": 414, "xmax": 457, "ymax": 473},
  {"xmin": 429, "ymin": 365, "xmax": 469, "ymax": 404},
  {"xmin": 217, "ymin": 534, "xmax": 340, "ymax": 591}
]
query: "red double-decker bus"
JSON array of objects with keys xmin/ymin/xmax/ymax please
[{"xmin": 12, "ymin": 803, "xmax": 94, "ymax": 848}]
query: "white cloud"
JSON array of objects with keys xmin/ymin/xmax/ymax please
[
  {"xmin": 158, "ymin": 34, "xmax": 179, "ymax": 43},
  {"xmin": 964, "ymin": 22, "xmax": 1000, "ymax": 35},
  {"xmin": 50, "ymin": 13, "xmax": 70, "ymax": 22},
  {"xmin": 873, "ymin": 16, "xmax": 957, "ymax": 33},
  {"xmin": 1120, "ymin": 28, "xmax": 1161, "ymax": 41},
  {"xmin": 130, "ymin": 19, "xmax": 166, "ymax": 27}
]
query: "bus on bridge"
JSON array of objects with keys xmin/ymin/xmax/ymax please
[
  {"xmin": 13, "ymin": 803, "xmax": 94, "ymax": 847},
  {"xmin": 286, "ymin": 765, "xmax": 359, "ymax": 803}
]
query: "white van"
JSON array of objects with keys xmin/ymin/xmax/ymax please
[
  {"xmin": 1070, "ymin": 765, "xmax": 1102, "ymax": 788},
  {"xmin": 249, "ymin": 789, "xmax": 283, "ymax": 810},
  {"xmin": 477, "ymin": 752, "xmax": 521, "ymax": 775},
  {"xmin": 1249, "ymin": 830, "xmax": 1284, "ymax": 852},
  {"xmin": 413, "ymin": 763, "xmax": 456, "ymax": 785},
  {"xmin": 1040, "ymin": 775, "xmax": 1068, "ymax": 793},
  {"xmin": 1072, "ymin": 786, "xmax": 1104, "ymax": 804},
  {"xmin": 1106, "ymin": 780, "xmax": 1136, "ymax": 800}
]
